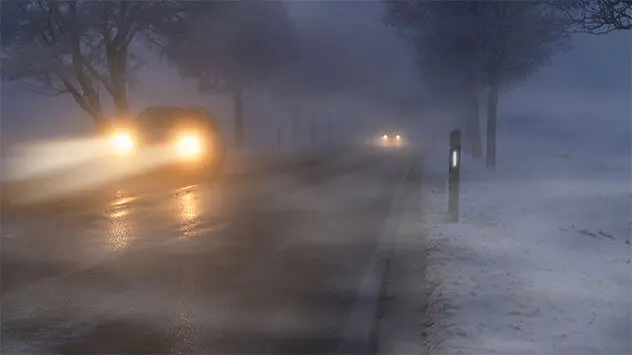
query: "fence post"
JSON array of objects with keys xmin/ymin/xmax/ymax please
[{"xmin": 448, "ymin": 129, "xmax": 461, "ymax": 222}]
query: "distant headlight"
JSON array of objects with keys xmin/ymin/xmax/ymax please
[
  {"xmin": 382, "ymin": 134, "xmax": 389, "ymax": 139},
  {"xmin": 396, "ymin": 135, "xmax": 401, "ymax": 140},
  {"xmin": 111, "ymin": 132, "xmax": 134, "ymax": 153},
  {"xmin": 176, "ymin": 134, "xmax": 203, "ymax": 158}
]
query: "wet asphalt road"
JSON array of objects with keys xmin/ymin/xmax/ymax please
[{"xmin": 1, "ymin": 148, "xmax": 415, "ymax": 354}]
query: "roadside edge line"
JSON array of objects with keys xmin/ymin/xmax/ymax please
[{"xmin": 336, "ymin": 157, "xmax": 417, "ymax": 355}]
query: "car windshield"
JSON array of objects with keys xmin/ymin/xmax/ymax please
[{"xmin": 136, "ymin": 108, "xmax": 187, "ymax": 130}]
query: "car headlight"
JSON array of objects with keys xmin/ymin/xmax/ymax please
[
  {"xmin": 176, "ymin": 134, "xmax": 203, "ymax": 158},
  {"xmin": 382, "ymin": 134, "xmax": 389, "ymax": 139},
  {"xmin": 111, "ymin": 132, "xmax": 134, "ymax": 153},
  {"xmin": 396, "ymin": 135, "xmax": 401, "ymax": 140}
]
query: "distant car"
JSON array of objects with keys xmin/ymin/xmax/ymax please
[
  {"xmin": 105, "ymin": 106, "xmax": 225, "ymax": 175},
  {"xmin": 380, "ymin": 133, "xmax": 403, "ymax": 147}
]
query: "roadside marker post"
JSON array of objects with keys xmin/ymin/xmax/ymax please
[{"xmin": 448, "ymin": 129, "xmax": 461, "ymax": 223}]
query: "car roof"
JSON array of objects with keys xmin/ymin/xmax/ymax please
[
  {"xmin": 136, "ymin": 106, "xmax": 218, "ymax": 127},
  {"xmin": 138, "ymin": 106, "xmax": 197, "ymax": 119}
]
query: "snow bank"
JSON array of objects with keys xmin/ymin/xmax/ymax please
[{"xmin": 418, "ymin": 145, "xmax": 631, "ymax": 355}]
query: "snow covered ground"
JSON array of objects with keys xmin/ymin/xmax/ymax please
[{"xmin": 379, "ymin": 138, "xmax": 631, "ymax": 355}]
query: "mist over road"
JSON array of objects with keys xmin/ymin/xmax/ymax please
[{"xmin": 1, "ymin": 146, "xmax": 418, "ymax": 354}]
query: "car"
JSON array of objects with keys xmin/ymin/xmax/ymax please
[
  {"xmin": 105, "ymin": 106, "xmax": 225, "ymax": 176},
  {"xmin": 379, "ymin": 133, "xmax": 403, "ymax": 147}
]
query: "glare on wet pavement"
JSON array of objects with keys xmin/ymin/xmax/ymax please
[{"xmin": 106, "ymin": 205, "xmax": 134, "ymax": 251}]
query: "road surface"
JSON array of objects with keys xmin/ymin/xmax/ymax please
[{"xmin": 1, "ymin": 147, "xmax": 416, "ymax": 354}]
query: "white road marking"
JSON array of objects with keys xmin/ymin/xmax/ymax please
[{"xmin": 337, "ymin": 158, "xmax": 416, "ymax": 355}]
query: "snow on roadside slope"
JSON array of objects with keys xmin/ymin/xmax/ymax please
[{"xmin": 419, "ymin": 146, "xmax": 631, "ymax": 355}]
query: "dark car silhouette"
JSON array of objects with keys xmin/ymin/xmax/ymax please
[{"xmin": 106, "ymin": 106, "xmax": 225, "ymax": 176}]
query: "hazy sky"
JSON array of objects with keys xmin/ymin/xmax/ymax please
[{"xmin": 1, "ymin": 1, "xmax": 630, "ymax": 156}]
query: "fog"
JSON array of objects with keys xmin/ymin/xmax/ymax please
[
  {"xmin": 1, "ymin": 2, "xmax": 630, "ymax": 159},
  {"xmin": 0, "ymin": 3, "xmax": 630, "ymax": 352}
]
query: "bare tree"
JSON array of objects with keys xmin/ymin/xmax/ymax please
[
  {"xmin": 384, "ymin": 1, "xmax": 569, "ymax": 167},
  {"xmin": 2, "ymin": 1, "xmax": 106, "ymax": 128},
  {"xmin": 160, "ymin": 1, "xmax": 300, "ymax": 150},
  {"xmin": 475, "ymin": 2, "xmax": 570, "ymax": 168},
  {"xmin": 561, "ymin": 0, "xmax": 632, "ymax": 33},
  {"xmin": 83, "ymin": 1, "xmax": 183, "ymax": 115},
  {"xmin": 1, "ymin": 0, "xmax": 189, "ymax": 130},
  {"xmin": 384, "ymin": 1, "xmax": 488, "ymax": 158}
]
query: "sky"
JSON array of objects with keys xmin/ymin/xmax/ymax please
[{"xmin": 1, "ymin": 1, "xmax": 630, "ymax": 157}]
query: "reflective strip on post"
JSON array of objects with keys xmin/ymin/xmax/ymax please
[
  {"xmin": 451, "ymin": 150, "xmax": 459, "ymax": 169},
  {"xmin": 448, "ymin": 129, "xmax": 461, "ymax": 223}
]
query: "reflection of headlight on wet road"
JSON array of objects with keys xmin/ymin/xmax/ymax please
[
  {"xmin": 107, "ymin": 202, "xmax": 133, "ymax": 251},
  {"xmin": 111, "ymin": 132, "xmax": 134, "ymax": 153},
  {"xmin": 180, "ymin": 192, "xmax": 200, "ymax": 223},
  {"xmin": 176, "ymin": 134, "xmax": 203, "ymax": 159},
  {"xmin": 176, "ymin": 189, "xmax": 202, "ymax": 238}
]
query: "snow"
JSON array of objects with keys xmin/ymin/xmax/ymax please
[{"xmin": 411, "ymin": 141, "xmax": 631, "ymax": 355}]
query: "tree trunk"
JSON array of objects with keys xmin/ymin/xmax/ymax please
[
  {"xmin": 233, "ymin": 86, "xmax": 245, "ymax": 150},
  {"xmin": 65, "ymin": 82, "xmax": 106, "ymax": 133},
  {"xmin": 107, "ymin": 46, "xmax": 129, "ymax": 116},
  {"xmin": 486, "ymin": 83, "xmax": 499, "ymax": 169},
  {"xmin": 111, "ymin": 75, "xmax": 129, "ymax": 116},
  {"xmin": 462, "ymin": 117, "xmax": 471, "ymax": 155},
  {"xmin": 466, "ymin": 89, "xmax": 483, "ymax": 159},
  {"xmin": 93, "ymin": 114, "xmax": 109, "ymax": 134}
]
